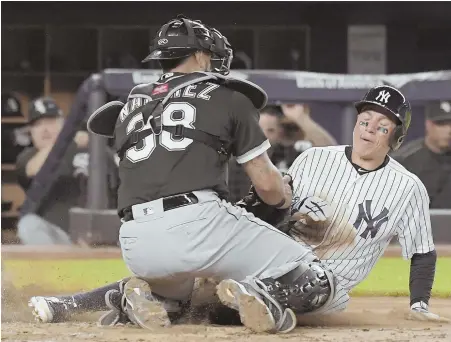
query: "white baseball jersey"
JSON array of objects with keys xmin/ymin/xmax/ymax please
[{"xmin": 287, "ymin": 145, "xmax": 435, "ymax": 314}]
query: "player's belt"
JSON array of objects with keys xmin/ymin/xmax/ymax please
[{"xmin": 120, "ymin": 192, "xmax": 199, "ymax": 222}]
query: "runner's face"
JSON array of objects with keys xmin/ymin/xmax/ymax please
[{"xmin": 353, "ymin": 110, "xmax": 396, "ymax": 159}]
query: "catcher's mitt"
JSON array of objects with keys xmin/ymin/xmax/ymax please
[
  {"xmin": 277, "ymin": 196, "xmax": 332, "ymax": 243},
  {"xmin": 235, "ymin": 176, "xmax": 292, "ymax": 227},
  {"xmin": 276, "ymin": 217, "xmax": 329, "ymax": 244}
]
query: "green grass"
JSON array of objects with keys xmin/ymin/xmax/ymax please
[
  {"xmin": 350, "ymin": 257, "xmax": 451, "ymax": 298},
  {"xmin": 3, "ymin": 257, "xmax": 451, "ymax": 298},
  {"xmin": 3, "ymin": 259, "xmax": 130, "ymax": 294}
]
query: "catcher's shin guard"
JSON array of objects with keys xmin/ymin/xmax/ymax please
[
  {"xmin": 264, "ymin": 260, "xmax": 332, "ymax": 314},
  {"xmin": 217, "ymin": 260, "xmax": 331, "ymax": 333}
]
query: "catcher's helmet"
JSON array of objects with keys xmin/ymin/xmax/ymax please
[
  {"xmin": 355, "ymin": 85, "xmax": 412, "ymax": 151},
  {"xmin": 142, "ymin": 15, "xmax": 233, "ymax": 75}
]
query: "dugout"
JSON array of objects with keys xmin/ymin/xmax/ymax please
[{"xmin": 21, "ymin": 69, "xmax": 451, "ymax": 246}]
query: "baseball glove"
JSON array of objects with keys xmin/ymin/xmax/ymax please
[
  {"xmin": 277, "ymin": 196, "xmax": 332, "ymax": 244},
  {"xmin": 276, "ymin": 218, "xmax": 328, "ymax": 245},
  {"xmin": 235, "ymin": 176, "xmax": 292, "ymax": 227}
]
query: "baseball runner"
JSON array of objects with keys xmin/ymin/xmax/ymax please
[
  {"xmin": 29, "ymin": 15, "xmax": 336, "ymax": 334},
  {"xmin": 27, "ymin": 31, "xmax": 448, "ymax": 327},
  {"xmin": 280, "ymin": 85, "xmax": 445, "ymax": 320},
  {"xmin": 217, "ymin": 85, "xmax": 447, "ymax": 322}
]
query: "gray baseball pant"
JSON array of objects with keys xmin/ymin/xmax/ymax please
[{"xmin": 119, "ymin": 190, "xmax": 319, "ymax": 304}]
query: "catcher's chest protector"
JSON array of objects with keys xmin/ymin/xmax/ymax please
[{"xmin": 87, "ymin": 72, "xmax": 268, "ymax": 140}]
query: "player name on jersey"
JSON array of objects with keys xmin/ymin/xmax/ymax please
[{"xmin": 119, "ymin": 82, "xmax": 220, "ymax": 123}]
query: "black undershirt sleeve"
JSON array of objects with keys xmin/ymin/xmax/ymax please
[{"xmin": 409, "ymin": 250, "xmax": 437, "ymax": 306}]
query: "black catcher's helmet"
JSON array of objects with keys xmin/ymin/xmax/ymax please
[
  {"xmin": 355, "ymin": 85, "xmax": 412, "ymax": 151},
  {"xmin": 142, "ymin": 15, "xmax": 233, "ymax": 75}
]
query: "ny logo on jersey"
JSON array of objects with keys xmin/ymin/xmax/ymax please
[
  {"xmin": 353, "ymin": 200, "xmax": 389, "ymax": 239},
  {"xmin": 375, "ymin": 90, "xmax": 391, "ymax": 104}
]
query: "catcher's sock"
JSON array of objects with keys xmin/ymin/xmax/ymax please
[{"xmin": 70, "ymin": 278, "xmax": 130, "ymax": 312}]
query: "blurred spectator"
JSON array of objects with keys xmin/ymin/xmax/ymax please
[
  {"xmin": 227, "ymin": 104, "xmax": 337, "ymax": 202},
  {"xmin": 15, "ymin": 97, "xmax": 91, "ymax": 245},
  {"xmin": 273, "ymin": 104, "xmax": 337, "ymax": 172},
  {"xmin": 258, "ymin": 105, "xmax": 284, "ymax": 145},
  {"xmin": 280, "ymin": 103, "xmax": 338, "ymax": 147},
  {"xmin": 260, "ymin": 105, "xmax": 304, "ymax": 172},
  {"xmin": 391, "ymin": 100, "xmax": 451, "ymax": 208}
]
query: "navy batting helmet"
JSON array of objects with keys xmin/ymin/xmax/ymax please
[{"xmin": 355, "ymin": 85, "xmax": 412, "ymax": 151}]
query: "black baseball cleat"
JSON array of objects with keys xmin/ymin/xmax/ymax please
[
  {"xmin": 97, "ymin": 288, "xmax": 132, "ymax": 326},
  {"xmin": 216, "ymin": 279, "xmax": 297, "ymax": 334},
  {"xmin": 97, "ymin": 279, "xmax": 134, "ymax": 326},
  {"xmin": 29, "ymin": 296, "xmax": 76, "ymax": 323}
]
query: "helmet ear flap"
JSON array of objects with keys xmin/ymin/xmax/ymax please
[
  {"xmin": 390, "ymin": 101, "xmax": 411, "ymax": 151},
  {"xmin": 390, "ymin": 126, "xmax": 405, "ymax": 151}
]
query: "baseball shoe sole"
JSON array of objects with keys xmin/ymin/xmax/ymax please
[
  {"xmin": 217, "ymin": 279, "xmax": 274, "ymax": 333},
  {"xmin": 29, "ymin": 297, "xmax": 55, "ymax": 323},
  {"xmin": 217, "ymin": 279, "xmax": 297, "ymax": 334},
  {"xmin": 123, "ymin": 277, "xmax": 171, "ymax": 329}
]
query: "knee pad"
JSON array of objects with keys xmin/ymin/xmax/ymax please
[{"xmin": 261, "ymin": 260, "xmax": 331, "ymax": 314}]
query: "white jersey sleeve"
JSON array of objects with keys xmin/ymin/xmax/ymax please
[
  {"xmin": 396, "ymin": 180, "xmax": 435, "ymax": 260},
  {"xmin": 287, "ymin": 148, "xmax": 314, "ymax": 195}
]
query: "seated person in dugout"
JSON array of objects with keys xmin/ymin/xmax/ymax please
[
  {"xmin": 391, "ymin": 100, "xmax": 451, "ymax": 209},
  {"xmin": 15, "ymin": 97, "xmax": 116, "ymax": 245}
]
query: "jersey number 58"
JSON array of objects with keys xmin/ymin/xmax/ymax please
[{"xmin": 125, "ymin": 102, "xmax": 196, "ymax": 163}]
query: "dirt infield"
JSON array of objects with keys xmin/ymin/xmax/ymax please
[
  {"xmin": 2, "ymin": 245, "xmax": 451, "ymax": 341},
  {"xmin": 2, "ymin": 296, "xmax": 450, "ymax": 342}
]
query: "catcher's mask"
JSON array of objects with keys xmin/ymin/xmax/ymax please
[
  {"xmin": 142, "ymin": 15, "xmax": 233, "ymax": 75},
  {"xmin": 209, "ymin": 27, "xmax": 233, "ymax": 75},
  {"xmin": 355, "ymin": 85, "xmax": 412, "ymax": 151}
]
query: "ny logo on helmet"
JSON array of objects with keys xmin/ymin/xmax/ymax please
[
  {"xmin": 158, "ymin": 39, "xmax": 168, "ymax": 45},
  {"xmin": 375, "ymin": 90, "xmax": 391, "ymax": 104}
]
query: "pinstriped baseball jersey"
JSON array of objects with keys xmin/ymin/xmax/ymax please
[{"xmin": 288, "ymin": 145, "xmax": 435, "ymax": 314}]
